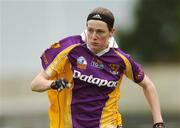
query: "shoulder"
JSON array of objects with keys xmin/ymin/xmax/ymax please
[
  {"xmin": 112, "ymin": 48, "xmax": 135, "ymax": 69},
  {"xmin": 43, "ymin": 35, "xmax": 83, "ymax": 56},
  {"xmin": 41, "ymin": 35, "xmax": 84, "ymax": 69},
  {"xmin": 113, "ymin": 48, "xmax": 145, "ymax": 83},
  {"xmin": 112, "ymin": 48, "xmax": 131, "ymax": 59},
  {"xmin": 112, "ymin": 48, "xmax": 141, "ymax": 66},
  {"xmin": 56, "ymin": 35, "xmax": 84, "ymax": 49},
  {"xmin": 60, "ymin": 35, "xmax": 84, "ymax": 44}
]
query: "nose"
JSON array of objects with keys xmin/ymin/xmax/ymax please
[{"xmin": 92, "ymin": 31, "xmax": 98, "ymax": 40}]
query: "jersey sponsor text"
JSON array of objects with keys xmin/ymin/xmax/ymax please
[{"xmin": 73, "ymin": 70, "xmax": 117, "ymax": 87}]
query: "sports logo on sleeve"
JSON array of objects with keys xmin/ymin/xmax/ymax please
[{"xmin": 77, "ymin": 56, "xmax": 87, "ymax": 69}]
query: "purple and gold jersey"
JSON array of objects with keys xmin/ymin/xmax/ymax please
[{"xmin": 41, "ymin": 35, "xmax": 144, "ymax": 128}]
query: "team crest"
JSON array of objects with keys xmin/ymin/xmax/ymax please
[
  {"xmin": 109, "ymin": 64, "xmax": 119, "ymax": 75},
  {"xmin": 77, "ymin": 56, "xmax": 87, "ymax": 69},
  {"xmin": 91, "ymin": 58, "xmax": 104, "ymax": 69}
]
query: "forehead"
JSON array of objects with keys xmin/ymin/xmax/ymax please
[{"xmin": 87, "ymin": 20, "xmax": 108, "ymax": 30}]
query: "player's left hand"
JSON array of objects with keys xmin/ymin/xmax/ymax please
[{"xmin": 153, "ymin": 122, "xmax": 165, "ymax": 128}]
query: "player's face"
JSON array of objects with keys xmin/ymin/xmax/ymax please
[{"xmin": 86, "ymin": 20, "xmax": 114, "ymax": 54}]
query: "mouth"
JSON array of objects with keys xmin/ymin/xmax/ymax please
[{"xmin": 91, "ymin": 42, "xmax": 99, "ymax": 46}]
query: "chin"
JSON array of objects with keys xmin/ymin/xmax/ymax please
[{"xmin": 89, "ymin": 47, "xmax": 97, "ymax": 53}]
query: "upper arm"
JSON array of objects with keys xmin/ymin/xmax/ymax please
[
  {"xmin": 31, "ymin": 70, "xmax": 53, "ymax": 92},
  {"xmin": 40, "ymin": 69, "xmax": 51, "ymax": 79},
  {"xmin": 31, "ymin": 70, "xmax": 50, "ymax": 85},
  {"xmin": 138, "ymin": 74, "xmax": 155, "ymax": 90},
  {"xmin": 139, "ymin": 74, "xmax": 148, "ymax": 87}
]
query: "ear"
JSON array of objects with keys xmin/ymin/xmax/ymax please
[{"xmin": 109, "ymin": 28, "xmax": 115, "ymax": 37}]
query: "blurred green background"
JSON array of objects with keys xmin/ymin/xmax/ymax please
[
  {"xmin": 117, "ymin": 0, "xmax": 180, "ymax": 63},
  {"xmin": 0, "ymin": 0, "xmax": 180, "ymax": 128}
]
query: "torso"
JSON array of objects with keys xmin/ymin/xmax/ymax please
[{"xmin": 67, "ymin": 44, "xmax": 125, "ymax": 127}]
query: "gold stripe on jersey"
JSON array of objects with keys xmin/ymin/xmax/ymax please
[
  {"xmin": 113, "ymin": 49, "xmax": 134, "ymax": 81},
  {"xmin": 63, "ymin": 60, "xmax": 74, "ymax": 128},
  {"xmin": 100, "ymin": 76, "xmax": 123, "ymax": 127},
  {"xmin": 46, "ymin": 43, "xmax": 80, "ymax": 79},
  {"xmin": 100, "ymin": 49, "xmax": 135, "ymax": 127},
  {"xmin": 48, "ymin": 60, "xmax": 74, "ymax": 128},
  {"xmin": 46, "ymin": 44, "xmax": 79, "ymax": 128}
]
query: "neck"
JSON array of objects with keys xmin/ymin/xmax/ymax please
[{"xmin": 87, "ymin": 44, "xmax": 110, "ymax": 56}]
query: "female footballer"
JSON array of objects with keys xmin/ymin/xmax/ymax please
[{"xmin": 31, "ymin": 7, "xmax": 165, "ymax": 128}]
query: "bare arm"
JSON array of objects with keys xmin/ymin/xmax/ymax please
[
  {"xmin": 31, "ymin": 70, "xmax": 53, "ymax": 92},
  {"xmin": 139, "ymin": 75, "xmax": 163, "ymax": 124}
]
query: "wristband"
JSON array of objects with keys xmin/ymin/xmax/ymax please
[{"xmin": 153, "ymin": 122, "xmax": 165, "ymax": 128}]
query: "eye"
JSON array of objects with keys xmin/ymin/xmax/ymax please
[
  {"xmin": 96, "ymin": 30, "xmax": 105, "ymax": 35},
  {"xmin": 87, "ymin": 28, "xmax": 94, "ymax": 33}
]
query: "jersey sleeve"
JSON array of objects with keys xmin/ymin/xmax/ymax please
[
  {"xmin": 125, "ymin": 55, "xmax": 145, "ymax": 83},
  {"xmin": 114, "ymin": 48, "xmax": 144, "ymax": 83},
  {"xmin": 45, "ymin": 52, "xmax": 68, "ymax": 80},
  {"xmin": 40, "ymin": 35, "xmax": 82, "ymax": 70},
  {"xmin": 40, "ymin": 41, "xmax": 62, "ymax": 70},
  {"xmin": 45, "ymin": 44, "xmax": 80, "ymax": 80}
]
